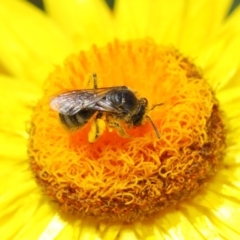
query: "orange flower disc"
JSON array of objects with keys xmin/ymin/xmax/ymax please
[{"xmin": 28, "ymin": 39, "xmax": 225, "ymax": 222}]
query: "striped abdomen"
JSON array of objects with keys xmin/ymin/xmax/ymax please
[{"xmin": 59, "ymin": 109, "xmax": 96, "ymax": 130}]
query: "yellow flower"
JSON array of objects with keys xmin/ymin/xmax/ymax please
[{"xmin": 0, "ymin": 0, "xmax": 240, "ymax": 239}]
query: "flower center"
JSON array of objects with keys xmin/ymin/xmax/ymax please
[{"xmin": 28, "ymin": 39, "xmax": 225, "ymax": 222}]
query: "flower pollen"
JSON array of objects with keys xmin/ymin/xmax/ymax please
[{"xmin": 28, "ymin": 39, "xmax": 225, "ymax": 222}]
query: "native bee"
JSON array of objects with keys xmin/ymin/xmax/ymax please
[{"xmin": 50, "ymin": 73, "xmax": 161, "ymax": 142}]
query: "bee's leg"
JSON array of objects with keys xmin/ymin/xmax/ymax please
[
  {"xmin": 86, "ymin": 72, "xmax": 98, "ymax": 89},
  {"xmin": 92, "ymin": 73, "xmax": 98, "ymax": 89},
  {"xmin": 88, "ymin": 112, "xmax": 106, "ymax": 143},
  {"xmin": 107, "ymin": 119, "xmax": 130, "ymax": 138}
]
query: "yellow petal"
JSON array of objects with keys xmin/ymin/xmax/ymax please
[
  {"xmin": 118, "ymin": 228, "xmax": 138, "ymax": 240},
  {"xmin": 44, "ymin": 0, "xmax": 114, "ymax": 50},
  {"xmin": 114, "ymin": 0, "xmax": 153, "ymax": 39},
  {"xmin": 101, "ymin": 223, "xmax": 122, "ymax": 240},
  {"xmin": 191, "ymin": 191, "xmax": 240, "ymax": 239},
  {"xmin": 218, "ymin": 67, "xmax": 240, "ymax": 92},
  {"xmin": 196, "ymin": 6, "xmax": 240, "ymax": 90},
  {"xmin": 0, "ymin": 131, "xmax": 28, "ymax": 160},
  {"xmin": 178, "ymin": 204, "xmax": 223, "ymax": 239},
  {"xmin": 0, "ymin": 162, "xmax": 51, "ymax": 239},
  {"xmin": 154, "ymin": 210, "xmax": 205, "ymax": 239},
  {"xmin": 217, "ymin": 87, "xmax": 240, "ymax": 105},
  {"xmin": 0, "ymin": 74, "xmax": 41, "ymax": 159},
  {"xmin": 0, "ymin": 74, "xmax": 41, "ymax": 135},
  {"xmin": 114, "ymin": 0, "xmax": 185, "ymax": 45},
  {"xmin": 38, "ymin": 214, "xmax": 66, "ymax": 240},
  {"xmin": 0, "ymin": 0, "xmax": 73, "ymax": 83},
  {"xmin": 198, "ymin": 35, "xmax": 240, "ymax": 90},
  {"xmin": 114, "ymin": 0, "xmax": 232, "ymax": 50},
  {"xmin": 0, "ymin": 152, "xmax": 61, "ymax": 239},
  {"xmin": 178, "ymin": 0, "xmax": 233, "ymax": 55}
]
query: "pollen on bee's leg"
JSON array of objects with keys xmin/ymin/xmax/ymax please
[
  {"xmin": 107, "ymin": 120, "xmax": 130, "ymax": 138},
  {"xmin": 28, "ymin": 39, "xmax": 225, "ymax": 222},
  {"xmin": 88, "ymin": 116, "xmax": 106, "ymax": 143}
]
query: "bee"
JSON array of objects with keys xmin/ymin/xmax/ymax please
[{"xmin": 50, "ymin": 73, "xmax": 161, "ymax": 142}]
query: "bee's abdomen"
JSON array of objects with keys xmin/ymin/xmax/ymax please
[{"xmin": 59, "ymin": 109, "xmax": 95, "ymax": 130}]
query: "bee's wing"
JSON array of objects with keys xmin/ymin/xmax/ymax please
[
  {"xmin": 50, "ymin": 91, "xmax": 92, "ymax": 115},
  {"xmin": 50, "ymin": 87, "xmax": 127, "ymax": 116}
]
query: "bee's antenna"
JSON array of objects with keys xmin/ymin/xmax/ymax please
[
  {"xmin": 146, "ymin": 115, "xmax": 160, "ymax": 139},
  {"xmin": 146, "ymin": 102, "xmax": 163, "ymax": 139},
  {"xmin": 150, "ymin": 103, "xmax": 163, "ymax": 111}
]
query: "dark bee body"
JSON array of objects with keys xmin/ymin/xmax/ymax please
[
  {"xmin": 101, "ymin": 87, "xmax": 146, "ymax": 124},
  {"xmin": 59, "ymin": 109, "xmax": 96, "ymax": 130},
  {"xmin": 56, "ymin": 88, "xmax": 147, "ymax": 129},
  {"xmin": 50, "ymin": 74, "xmax": 160, "ymax": 142},
  {"xmin": 130, "ymin": 98, "xmax": 148, "ymax": 126}
]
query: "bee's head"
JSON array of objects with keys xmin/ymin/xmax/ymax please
[{"xmin": 131, "ymin": 98, "xmax": 148, "ymax": 126}]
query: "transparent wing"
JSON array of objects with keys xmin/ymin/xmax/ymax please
[
  {"xmin": 50, "ymin": 86, "xmax": 127, "ymax": 116},
  {"xmin": 50, "ymin": 91, "xmax": 94, "ymax": 115}
]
